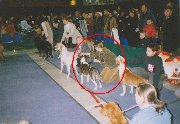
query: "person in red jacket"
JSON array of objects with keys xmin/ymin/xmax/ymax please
[
  {"xmin": 138, "ymin": 18, "xmax": 157, "ymax": 47},
  {"xmin": 143, "ymin": 18, "xmax": 157, "ymax": 39}
]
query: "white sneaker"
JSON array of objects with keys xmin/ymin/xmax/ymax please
[{"xmin": 13, "ymin": 49, "xmax": 16, "ymax": 53}]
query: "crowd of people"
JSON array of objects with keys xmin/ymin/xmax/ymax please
[{"xmin": 0, "ymin": 1, "xmax": 179, "ymax": 54}]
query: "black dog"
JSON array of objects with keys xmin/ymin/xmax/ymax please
[{"xmin": 33, "ymin": 26, "xmax": 53, "ymax": 59}]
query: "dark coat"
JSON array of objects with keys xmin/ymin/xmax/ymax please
[{"xmin": 162, "ymin": 15, "xmax": 178, "ymax": 52}]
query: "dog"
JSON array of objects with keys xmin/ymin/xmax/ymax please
[
  {"xmin": 157, "ymin": 51, "xmax": 180, "ymax": 81},
  {"xmin": 0, "ymin": 42, "xmax": 4, "ymax": 58},
  {"xmin": 55, "ymin": 42, "xmax": 78, "ymax": 78},
  {"xmin": 79, "ymin": 56, "xmax": 102, "ymax": 90},
  {"xmin": 116, "ymin": 55, "xmax": 148, "ymax": 96},
  {"xmin": 101, "ymin": 102, "xmax": 128, "ymax": 124}
]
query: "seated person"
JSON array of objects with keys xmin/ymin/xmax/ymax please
[
  {"xmin": 139, "ymin": 18, "xmax": 157, "ymax": 47},
  {"xmin": 127, "ymin": 44, "xmax": 164, "ymax": 92},
  {"xmin": 143, "ymin": 18, "xmax": 157, "ymax": 40},
  {"xmin": 129, "ymin": 83, "xmax": 171, "ymax": 124},
  {"xmin": 93, "ymin": 42, "xmax": 117, "ymax": 69}
]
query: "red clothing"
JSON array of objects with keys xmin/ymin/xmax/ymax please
[
  {"xmin": 6, "ymin": 21, "xmax": 16, "ymax": 37},
  {"xmin": 143, "ymin": 24, "xmax": 157, "ymax": 38}
]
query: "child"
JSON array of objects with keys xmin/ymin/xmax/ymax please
[
  {"xmin": 143, "ymin": 18, "xmax": 157, "ymax": 38},
  {"xmin": 127, "ymin": 44, "xmax": 164, "ymax": 91},
  {"xmin": 139, "ymin": 18, "xmax": 157, "ymax": 47}
]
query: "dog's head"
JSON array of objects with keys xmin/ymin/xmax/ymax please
[
  {"xmin": 94, "ymin": 42, "xmax": 104, "ymax": 52},
  {"xmin": 85, "ymin": 39, "xmax": 94, "ymax": 45},
  {"xmin": 115, "ymin": 55, "xmax": 125, "ymax": 65},
  {"xmin": 101, "ymin": 102, "xmax": 128, "ymax": 124},
  {"xmin": 156, "ymin": 51, "xmax": 170, "ymax": 61},
  {"xmin": 55, "ymin": 42, "xmax": 66, "ymax": 53},
  {"xmin": 80, "ymin": 55, "xmax": 89, "ymax": 65}
]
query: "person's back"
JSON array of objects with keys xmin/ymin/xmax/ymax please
[
  {"xmin": 130, "ymin": 105, "xmax": 171, "ymax": 124},
  {"xmin": 129, "ymin": 83, "xmax": 171, "ymax": 124}
]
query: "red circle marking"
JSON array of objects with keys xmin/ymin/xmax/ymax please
[{"xmin": 71, "ymin": 34, "xmax": 126, "ymax": 94}]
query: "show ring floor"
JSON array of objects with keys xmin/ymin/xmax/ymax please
[{"xmin": 0, "ymin": 49, "xmax": 180, "ymax": 124}]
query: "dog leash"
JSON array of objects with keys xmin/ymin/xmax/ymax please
[
  {"xmin": 122, "ymin": 105, "xmax": 138, "ymax": 113},
  {"xmin": 90, "ymin": 93, "xmax": 104, "ymax": 109},
  {"xmin": 122, "ymin": 98, "xmax": 180, "ymax": 113}
]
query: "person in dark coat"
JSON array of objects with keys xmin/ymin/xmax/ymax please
[
  {"xmin": 139, "ymin": 3, "xmax": 156, "ymax": 31},
  {"xmin": 94, "ymin": 12, "xmax": 104, "ymax": 41},
  {"xmin": 125, "ymin": 9, "xmax": 139, "ymax": 47},
  {"xmin": 52, "ymin": 19, "xmax": 64, "ymax": 46},
  {"xmin": 162, "ymin": 7, "xmax": 178, "ymax": 53}
]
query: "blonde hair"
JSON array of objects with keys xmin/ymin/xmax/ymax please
[{"xmin": 136, "ymin": 83, "xmax": 165, "ymax": 112}]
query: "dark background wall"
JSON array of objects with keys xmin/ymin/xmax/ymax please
[{"xmin": 0, "ymin": 0, "xmax": 179, "ymax": 17}]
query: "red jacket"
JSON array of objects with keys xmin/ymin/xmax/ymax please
[{"xmin": 143, "ymin": 24, "xmax": 157, "ymax": 38}]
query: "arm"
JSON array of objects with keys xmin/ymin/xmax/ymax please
[
  {"xmin": 127, "ymin": 54, "xmax": 144, "ymax": 65},
  {"xmin": 153, "ymin": 57, "xmax": 163, "ymax": 85},
  {"xmin": 41, "ymin": 22, "xmax": 48, "ymax": 38},
  {"xmin": 61, "ymin": 26, "xmax": 66, "ymax": 42},
  {"xmin": 65, "ymin": 23, "xmax": 77, "ymax": 38}
]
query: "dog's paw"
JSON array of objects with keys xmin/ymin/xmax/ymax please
[
  {"xmin": 67, "ymin": 75, "xmax": 70, "ymax": 79},
  {"xmin": 130, "ymin": 90, "xmax": 134, "ymax": 94},
  {"xmin": 99, "ymin": 84, "xmax": 102, "ymax": 88},
  {"xmin": 94, "ymin": 87, "xmax": 98, "ymax": 91},
  {"xmin": 120, "ymin": 93, "xmax": 125, "ymax": 96}
]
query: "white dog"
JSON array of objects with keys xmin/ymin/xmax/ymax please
[
  {"xmin": 116, "ymin": 55, "xmax": 148, "ymax": 96},
  {"xmin": 157, "ymin": 51, "xmax": 180, "ymax": 80},
  {"xmin": 55, "ymin": 42, "xmax": 78, "ymax": 78}
]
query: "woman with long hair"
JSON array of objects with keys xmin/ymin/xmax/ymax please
[{"xmin": 130, "ymin": 83, "xmax": 171, "ymax": 124}]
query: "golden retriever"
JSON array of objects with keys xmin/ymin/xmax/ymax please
[{"xmin": 101, "ymin": 102, "xmax": 128, "ymax": 124}]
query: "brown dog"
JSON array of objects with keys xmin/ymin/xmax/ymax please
[
  {"xmin": 116, "ymin": 55, "xmax": 148, "ymax": 96},
  {"xmin": 101, "ymin": 102, "xmax": 128, "ymax": 124},
  {"xmin": 0, "ymin": 42, "xmax": 4, "ymax": 58}
]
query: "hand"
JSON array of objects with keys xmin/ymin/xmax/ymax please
[{"xmin": 135, "ymin": 28, "xmax": 139, "ymax": 32}]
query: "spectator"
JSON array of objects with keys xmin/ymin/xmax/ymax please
[
  {"xmin": 143, "ymin": 18, "xmax": 157, "ymax": 44},
  {"xmin": 162, "ymin": 7, "xmax": 178, "ymax": 53},
  {"xmin": 116, "ymin": 6, "xmax": 126, "ymax": 37},
  {"xmin": 86, "ymin": 13, "xmax": 94, "ymax": 36},
  {"xmin": 41, "ymin": 16, "xmax": 53, "ymax": 59},
  {"xmin": 52, "ymin": 19, "xmax": 64, "ymax": 45},
  {"xmin": 129, "ymin": 83, "xmax": 171, "ymax": 124},
  {"xmin": 108, "ymin": 12, "xmax": 118, "ymax": 34},
  {"xmin": 103, "ymin": 9, "xmax": 110, "ymax": 35},
  {"xmin": 139, "ymin": 3, "xmax": 156, "ymax": 31},
  {"xmin": 127, "ymin": 44, "xmax": 164, "ymax": 92},
  {"xmin": 125, "ymin": 9, "xmax": 139, "ymax": 47},
  {"xmin": 94, "ymin": 12, "xmax": 104, "ymax": 41}
]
